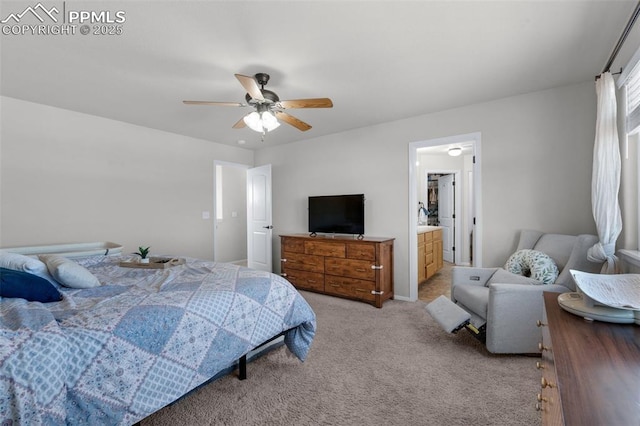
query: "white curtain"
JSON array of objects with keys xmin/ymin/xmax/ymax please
[{"xmin": 587, "ymin": 72, "xmax": 623, "ymax": 274}]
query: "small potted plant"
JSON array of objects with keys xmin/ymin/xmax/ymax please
[{"xmin": 134, "ymin": 246, "xmax": 151, "ymax": 264}]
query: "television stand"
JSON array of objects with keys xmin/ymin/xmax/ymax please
[{"xmin": 280, "ymin": 234, "xmax": 394, "ymax": 308}]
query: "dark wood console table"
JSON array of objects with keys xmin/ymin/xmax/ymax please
[{"xmin": 540, "ymin": 292, "xmax": 640, "ymax": 425}]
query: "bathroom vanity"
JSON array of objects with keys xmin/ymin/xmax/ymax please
[{"xmin": 418, "ymin": 226, "xmax": 443, "ymax": 282}]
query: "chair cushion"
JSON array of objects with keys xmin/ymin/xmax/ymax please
[
  {"xmin": 452, "ymin": 284, "xmax": 489, "ymax": 318},
  {"xmin": 505, "ymin": 249, "xmax": 559, "ymax": 284},
  {"xmin": 487, "ymin": 268, "xmax": 542, "ymax": 286},
  {"xmin": 532, "ymin": 234, "xmax": 575, "ymax": 271}
]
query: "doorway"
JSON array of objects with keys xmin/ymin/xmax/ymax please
[
  {"xmin": 408, "ymin": 132, "xmax": 482, "ymax": 302},
  {"xmin": 213, "ymin": 161, "xmax": 249, "ymax": 264}
]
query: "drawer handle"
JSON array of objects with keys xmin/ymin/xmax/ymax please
[
  {"xmin": 538, "ymin": 342, "xmax": 550, "ymax": 352},
  {"xmin": 281, "ymin": 259, "xmax": 287, "ymax": 262},
  {"xmin": 330, "ymin": 284, "xmax": 340, "ymax": 288},
  {"xmin": 535, "ymin": 361, "xmax": 544, "ymax": 370},
  {"xmin": 371, "ymin": 265, "xmax": 383, "ymax": 270},
  {"xmin": 536, "ymin": 320, "xmax": 547, "ymax": 327},
  {"xmin": 540, "ymin": 377, "xmax": 555, "ymax": 388},
  {"xmin": 355, "ymin": 288, "xmax": 368, "ymax": 293},
  {"xmin": 280, "ymin": 273, "xmax": 287, "ymax": 277}
]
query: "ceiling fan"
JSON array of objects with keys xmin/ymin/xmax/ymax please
[{"xmin": 183, "ymin": 73, "xmax": 333, "ymax": 137}]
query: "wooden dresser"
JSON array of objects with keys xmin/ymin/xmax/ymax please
[
  {"xmin": 418, "ymin": 228, "xmax": 443, "ymax": 282},
  {"xmin": 280, "ymin": 234, "xmax": 394, "ymax": 308},
  {"xmin": 538, "ymin": 292, "xmax": 640, "ymax": 425}
]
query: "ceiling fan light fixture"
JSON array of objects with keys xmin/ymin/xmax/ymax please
[
  {"xmin": 261, "ymin": 111, "xmax": 280, "ymax": 131},
  {"xmin": 448, "ymin": 147, "xmax": 462, "ymax": 157},
  {"xmin": 243, "ymin": 111, "xmax": 263, "ymax": 132},
  {"xmin": 243, "ymin": 110, "xmax": 280, "ymax": 133}
]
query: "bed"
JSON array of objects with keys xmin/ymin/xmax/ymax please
[{"xmin": 0, "ymin": 243, "xmax": 316, "ymax": 425}]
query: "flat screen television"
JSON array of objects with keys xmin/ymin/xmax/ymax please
[{"xmin": 308, "ymin": 194, "xmax": 365, "ymax": 235}]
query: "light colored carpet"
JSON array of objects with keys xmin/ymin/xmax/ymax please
[{"xmin": 143, "ymin": 291, "xmax": 541, "ymax": 426}]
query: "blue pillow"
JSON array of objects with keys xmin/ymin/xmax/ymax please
[{"xmin": 0, "ymin": 267, "xmax": 63, "ymax": 302}]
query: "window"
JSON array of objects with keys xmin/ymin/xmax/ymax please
[
  {"xmin": 618, "ymin": 47, "xmax": 640, "ymax": 252},
  {"xmin": 618, "ymin": 46, "xmax": 640, "ymax": 135},
  {"xmin": 623, "ymin": 63, "xmax": 640, "ymax": 135}
]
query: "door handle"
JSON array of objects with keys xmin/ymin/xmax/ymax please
[{"xmin": 263, "ymin": 225, "xmax": 274, "ymax": 229}]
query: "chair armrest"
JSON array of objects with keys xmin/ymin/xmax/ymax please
[
  {"xmin": 486, "ymin": 283, "xmax": 569, "ymax": 353},
  {"xmin": 451, "ymin": 267, "xmax": 498, "ymax": 303}
]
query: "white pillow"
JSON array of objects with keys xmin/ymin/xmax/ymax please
[
  {"xmin": 39, "ymin": 254, "xmax": 101, "ymax": 288},
  {"xmin": 0, "ymin": 251, "xmax": 60, "ymax": 284}
]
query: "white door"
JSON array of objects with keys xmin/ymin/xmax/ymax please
[
  {"xmin": 247, "ymin": 164, "xmax": 272, "ymax": 272},
  {"xmin": 438, "ymin": 174, "xmax": 455, "ymax": 263}
]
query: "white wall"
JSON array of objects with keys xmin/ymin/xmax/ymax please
[
  {"xmin": 255, "ymin": 81, "xmax": 598, "ymax": 300},
  {"xmin": 0, "ymin": 96, "xmax": 254, "ymax": 259}
]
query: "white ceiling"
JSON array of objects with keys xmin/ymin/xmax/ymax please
[{"xmin": 1, "ymin": 1, "xmax": 637, "ymax": 149}]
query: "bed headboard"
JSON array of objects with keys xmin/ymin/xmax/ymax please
[{"xmin": 0, "ymin": 241, "xmax": 123, "ymax": 258}]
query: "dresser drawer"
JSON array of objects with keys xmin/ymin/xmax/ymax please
[
  {"xmin": 304, "ymin": 241, "xmax": 346, "ymax": 258},
  {"xmin": 325, "ymin": 258, "xmax": 375, "ymax": 281},
  {"xmin": 346, "ymin": 243, "xmax": 375, "ymax": 261},
  {"xmin": 539, "ymin": 303, "xmax": 562, "ymax": 424},
  {"xmin": 325, "ymin": 275, "xmax": 376, "ymax": 302},
  {"xmin": 282, "ymin": 238, "xmax": 304, "ymax": 253},
  {"xmin": 283, "ymin": 268, "xmax": 324, "ymax": 292},
  {"xmin": 433, "ymin": 229, "xmax": 443, "ymax": 241},
  {"xmin": 282, "ymin": 251, "xmax": 324, "ymax": 273}
]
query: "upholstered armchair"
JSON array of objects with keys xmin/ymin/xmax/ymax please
[{"xmin": 450, "ymin": 230, "xmax": 602, "ymax": 354}]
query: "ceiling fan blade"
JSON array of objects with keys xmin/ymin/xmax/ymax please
[
  {"xmin": 279, "ymin": 98, "xmax": 333, "ymax": 109},
  {"xmin": 235, "ymin": 74, "xmax": 264, "ymax": 101},
  {"xmin": 232, "ymin": 115, "xmax": 247, "ymax": 129},
  {"xmin": 183, "ymin": 100, "xmax": 245, "ymax": 107},
  {"xmin": 275, "ymin": 111, "xmax": 312, "ymax": 131}
]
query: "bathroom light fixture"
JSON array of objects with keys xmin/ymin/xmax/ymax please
[{"xmin": 448, "ymin": 147, "xmax": 462, "ymax": 157}]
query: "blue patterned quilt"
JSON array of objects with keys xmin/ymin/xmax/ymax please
[{"xmin": 0, "ymin": 256, "xmax": 316, "ymax": 425}]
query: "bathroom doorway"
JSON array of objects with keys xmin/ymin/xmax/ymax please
[
  {"xmin": 426, "ymin": 172, "xmax": 458, "ymax": 264},
  {"xmin": 408, "ymin": 132, "xmax": 482, "ymax": 302}
]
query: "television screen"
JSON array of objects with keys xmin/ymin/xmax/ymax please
[{"xmin": 308, "ymin": 194, "xmax": 365, "ymax": 235}]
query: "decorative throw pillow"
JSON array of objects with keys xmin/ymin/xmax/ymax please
[
  {"xmin": 39, "ymin": 254, "xmax": 101, "ymax": 289},
  {"xmin": 505, "ymin": 249, "xmax": 559, "ymax": 285},
  {"xmin": 0, "ymin": 267, "xmax": 63, "ymax": 302}
]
